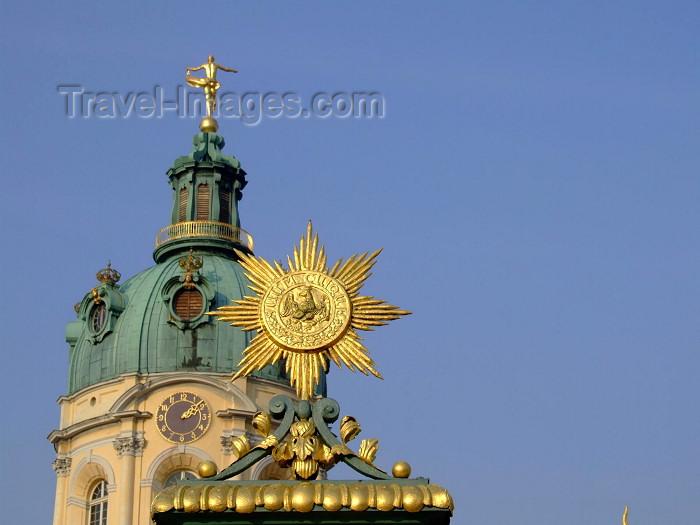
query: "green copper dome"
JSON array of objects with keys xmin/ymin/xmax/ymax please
[{"xmin": 65, "ymin": 132, "xmax": 290, "ymax": 395}]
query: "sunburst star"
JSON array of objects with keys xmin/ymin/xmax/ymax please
[{"xmin": 208, "ymin": 222, "xmax": 410, "ymax": 399}]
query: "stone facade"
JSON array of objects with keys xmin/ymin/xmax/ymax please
[{"xmin": 49, "ymin": 372, "xmax": 295, "ymax": 525}]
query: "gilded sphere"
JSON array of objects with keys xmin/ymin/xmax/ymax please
[
  {"xmin": 392, "ymin": 460, "xmax": 411, "ymax": 478},
  {"xmin": 197, "ymin": 460, "xmax": 218, "ymax": 478},
  {"xmin": 200, "ymin": 117, "xmax": 219, "ymax": 132}
]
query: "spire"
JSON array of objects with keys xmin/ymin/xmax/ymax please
[{"xmin": 154, "ymin": 55, "xmax": 250, "ymax": 263}]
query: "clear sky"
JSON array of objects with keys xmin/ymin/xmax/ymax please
[{"xmin": 1, "ymin": 2, "xmax": 698, "ymax": 524}]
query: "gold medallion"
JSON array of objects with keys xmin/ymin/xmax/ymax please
[
  {"xmin": 208, "ymin": 222, "xmax": 410, "ymax": 399},
  {"xmin": 262, "ymin": 271, "xmax": 352, "ymax": 351}
]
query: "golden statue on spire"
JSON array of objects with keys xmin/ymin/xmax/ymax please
[{"xmin": 186, "ymin": 55, "xmax": 237, "ymax": 132}]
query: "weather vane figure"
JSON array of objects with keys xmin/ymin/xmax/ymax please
[{"xmin": 186, "ymin": 55, "xmax": 237, "ymax": 130}]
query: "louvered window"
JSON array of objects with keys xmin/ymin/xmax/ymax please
[
  {"xmin": 219, "ymin": 188, "xmax": 231, "ymax": 223},
  {"xmin": 196, "ymin": 184, "xmax": 210, "ymax": 220},
  {"xmin": 178, "ymin": 188, "xmax": 188, "ymax": 222},
  {"xmin": 173, "ymin": 289, "xmax": 203, "ymax": 321}
]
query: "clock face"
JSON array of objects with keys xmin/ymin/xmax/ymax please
[{"xmin": 155, "ymin": 392, "xmax": 211, "ymax": 443}]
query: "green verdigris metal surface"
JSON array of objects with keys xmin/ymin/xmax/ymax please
[
  {"xmin": 165, "ymin": 132, "xmax": 247, "ymax": 232},
  {"xmin": 64, "ymin": 131, "xmax": 292, "ymax": 395},
  {"xmin": 66, "ymin": 251, "xmax": 289, "ymax": 394},
  {"xmin": 171, "ymin": 132, "xmax": 243, "ymax": 170}
]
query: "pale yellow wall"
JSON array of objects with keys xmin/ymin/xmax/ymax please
[{"xmin": 51, "ymin": 372, "xmax": 295, "ymax": 525}]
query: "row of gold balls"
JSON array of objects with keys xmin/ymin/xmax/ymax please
[{"xmin": 196, "ymin": 460, "xmax": 412, "ymax": 479}]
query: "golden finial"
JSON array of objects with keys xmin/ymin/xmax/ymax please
[
  {"xmin": 197, "ymin": 460, "xmax": 218, "ymax": 478},
  {"xmin": 186, "ymin": 55, "xmax": 237, "ymax": 132},
  {"xmin": 96, "ymin": 261, "xmax": 120, "ymax": 284},
  {"xmin": 622, "ymin": 506, "xmax": 629, "ymax": 525},
  {"xmin": 179, "ymin": 248, "xmax": 203, "ymax": 289},
  {"xmin": 392, "ymin": 461, "xmax": 411, "ymax": 478}
]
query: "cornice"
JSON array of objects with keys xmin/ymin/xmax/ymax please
[
  {"xmin": 48, "ymin": 410, "xmax": 151, "ymax": 444},
  {"xmin": 56, "ymin": 374, "xmax": 130, "ymax": 404}
]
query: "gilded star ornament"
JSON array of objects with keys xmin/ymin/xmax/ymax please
[{"xmin": 208, "ymin": 222, "xmax": 410, "ymax": 399}]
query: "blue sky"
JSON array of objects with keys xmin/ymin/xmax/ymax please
[{"xmin": 1, "ymin": 2, "xmax": 698, "ymax": 524}]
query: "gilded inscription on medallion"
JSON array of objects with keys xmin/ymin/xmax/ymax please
[{"xmin": 262, "ymin": 271, "xmax": 351, "ymax": 351}]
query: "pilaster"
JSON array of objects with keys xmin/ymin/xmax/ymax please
[
  {"xmin": 52, "ymin": 454, "xmax": 71, "ymax": 525},
  {"xmin": 114, "ymin": 433, "xmax": 145, "ymax": 525}
]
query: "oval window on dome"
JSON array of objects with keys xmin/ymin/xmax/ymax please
[
  {"xmin": 173, "ymin": 288, "xmax": 204, "ymax": 321},
  {"xmin": 90, "ymin": 304, "xmax": 107, "ymax": 334}
]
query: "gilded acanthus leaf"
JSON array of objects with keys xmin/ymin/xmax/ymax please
[
  {"xmin": 258, "ymin": 435, "xmax": 279, "ymax": 450},
  {"xmin": 329, "ymin": 444, "xmax": 353, "ymax": 457},
  {"xmin": 358, "ymin": 438, "xmax": 379, "ymax": 466}
]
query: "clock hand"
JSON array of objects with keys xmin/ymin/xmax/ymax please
[{"xmin": 181, "ymin": 400, "xmax": 205, "ymax": 419}]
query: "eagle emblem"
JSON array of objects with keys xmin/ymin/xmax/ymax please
[{"xmin": 281, "ymin": 286, "xmax": 329, "ymax": 327}]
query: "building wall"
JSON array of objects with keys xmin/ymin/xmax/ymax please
[{"xmin": 51, "ymin": 372, "xmax": 295, "ymax": 525}]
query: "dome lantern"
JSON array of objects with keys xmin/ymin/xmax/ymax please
[{"xmin": 153, "ymin": 131, "xmax": 252, "ymax": 264}]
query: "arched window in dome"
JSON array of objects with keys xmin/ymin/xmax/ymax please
[
  {"xmin": 88, "ymin": 480, "xmax": 108, "ymax": 525},
  {"xmin": 163, "ymin": 469, "xmax": 198, "ymax": 488},
  {"xmin": 196, "ymin": 184, "xmax": 210, "ymax": 220},
  {"xmin": 173, "ymin": 288, "xmax": 204, "ymax": 321}
]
